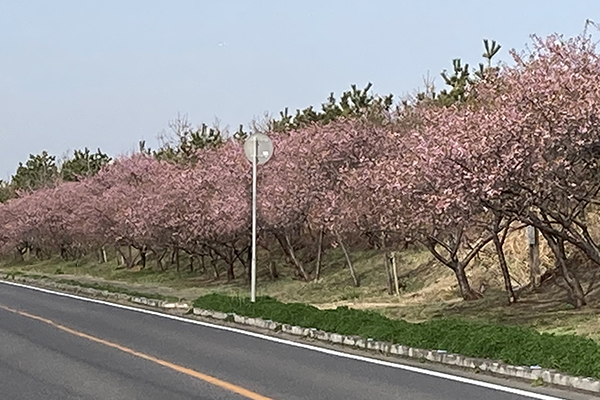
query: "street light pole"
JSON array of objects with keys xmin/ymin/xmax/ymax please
[
  {"xmin": 243, "ymin": 132, "xmax": 273, "ymax": 303},
  {"xmin": 250, "ymin": 139, "xmax": 258, "ymax": 303}
]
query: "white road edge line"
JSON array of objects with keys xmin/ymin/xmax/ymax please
[{"xmin": 0, "ymin": 279, "xmax": 566, "ymax": 400}]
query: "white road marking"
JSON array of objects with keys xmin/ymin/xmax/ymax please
[{"xmin": 0, "ymin": 279, "xmax": 566, "ymax": 400}]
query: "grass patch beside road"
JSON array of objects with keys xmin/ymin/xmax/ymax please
[{"xmin": 194, "ymin": 293, "xmax": 600, "ymax": 380}]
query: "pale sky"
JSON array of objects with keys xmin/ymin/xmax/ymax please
[{"xmin": 1, "ymin": 0, "xmax": 599, "ymax": 178}]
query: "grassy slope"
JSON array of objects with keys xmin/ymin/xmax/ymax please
[{"xmin": 2, "ymin": 228, "xmax": 600, "ymax": 342}]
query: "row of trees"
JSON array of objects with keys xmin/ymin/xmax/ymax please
[
  {"xmin": 0, "ymin": 148, "xmax": 111, "ymax": 201},
  {"xmin": 1, "ymin": 34, "xmax": 599, "ymax": 308}
]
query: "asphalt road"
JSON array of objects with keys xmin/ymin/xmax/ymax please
[{"xmin": 0, "ymin": 282, "xmax": 587, "ymax": 400}]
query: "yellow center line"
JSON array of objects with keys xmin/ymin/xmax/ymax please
[{"xmin": 0, "ymin": 304, "xmax": 275, "ymax": 400}]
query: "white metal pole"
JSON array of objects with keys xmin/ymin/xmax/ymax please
[{"xmin": 250, "ymin": 139, "xmax": 258, "ymax": 302}]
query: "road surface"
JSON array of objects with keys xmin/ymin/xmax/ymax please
[{"xmin": 0, "ymin": 281, "xmax": 585, "ymax": 400}]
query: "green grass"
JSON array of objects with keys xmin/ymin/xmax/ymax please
[{"xmin": 194, "ymin": 293, "xmax": 600, "ymax": 379}]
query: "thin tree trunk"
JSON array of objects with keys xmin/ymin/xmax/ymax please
[
  {"xmin": 542, "ymin": 231, "xmax": 586, "ymax": 307},
  {"xmin": 15, "ymin": 248, "xmax": 24, "ymax": 262},
  {"xmin": 314, "ymin": 227, "xmax": 324, "ymax": 281},
  {"xmin": 492, "ymin": 230, "xmax": 516, "ymax": 304},
  {"xmin": 380, "ymin": 233, "xmax": 394, "ymax": 295},
  {"xmin": 175, "ymin": 247, "xmax": 180, "ymax": 272},
  {"xmin": 226, "ymin": 262, "xmax": 235, "ymax": 281},
  {"xmin": 453, "ymin": 262, "xmax": 479, "ymax": 300},
  {"xmin": 117, "ymin": 246, "xmax": 125, "ymax": 266},
  {"xmin": 283, "ymin": 233, "xmax": 310, "ymax": 281},
  {"xmin": 336, "ymin": 231, "xmax": 360, "ymax": 287},
  {"xmin": 425, "ymin": 237, "xmax": 481, "ymax": 301},
  {"xmin": 384, "ymin": 251, "xmax": 394, "ymax": 295},
  {"xmin": 155, "ymin": 249, "xmax": 168, "ymax": 271},
  {"xmin": 139, "ymin": 246, "xmax": 147, "ymax": 269},
  {"xmin": 268, "ymin": 260, "xmax": 279, "ymax": 280},
  {"xmin": 391, "ymin": 251, "xmax": 400, "ymax": 296},
  {"xmin": 200, "ymin": 254, "xmax": 206, "ymax": 274}
]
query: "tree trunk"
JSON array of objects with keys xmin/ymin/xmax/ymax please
[
  {"xmin": 200, "ymin": 254, "xmax": 206, "ymax": 274},
  {"xmin": 453, "ymin": 262, "xmax": 479, "ymax": 301},
  {"xmin": 15, "ymin": 248, "xmax": 24, "ymax": 262},
  {"xmin": 492, "ymin": 231, "xmax": 516, "ymax": 304},
  {"xmin": 314, "ymin": 227, "xmax": 324, "ymax": 281},
  {"xmin": 226, "ymin": 264, "xmax": 235, "ymax": 281},
  {"xmin": 391, "ymin": 251, "xmax": 400, "ymax": 296},
  {"xmin": 139, "ymin": 247, "xmax": 147, "ymax": 269},
  {"xmin": 175, "ymin": 248, "xmax": 180, "ymax": 272},
  {"xmin": 384, "ymin": 251, "xmax": 394, "ymax": 295},
  {"xmin": 336, "ymin": 231, "xmax": 360, "ymax": 287},
  {"xmin": 155, "ymin": 249, "xmax": 168, "ymax": 271},
  {"xmin": 268, "ymin": 260, "xmax": 279, "ymax": 280},
  {"xmin": 542, "ymin": 231, "xmax": 586, "ymax": 308},
  {"xmin": 281, "ymin": 233, "xmax": 310, "ymax": 281},
  {"xmin": 526, "ymin": 226, "xmax": 542, "ymax": 288},
  {"xmin": 117, "ymin": 246, "xmax": 137, "ymax": 268},
  {"xmin": 117, "ymin": 247, "xmax": 125, "ymax": 266}
]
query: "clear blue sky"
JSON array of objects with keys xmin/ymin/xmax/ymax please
[{"xmin": 1, "ymin": 0, "xmax": 599, "ymax": 178}]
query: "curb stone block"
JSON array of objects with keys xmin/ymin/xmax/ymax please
[
  {"xmin": 379, "ymin": 342, "xmax": 392, "ymax": 354},
  {"xmin": 515, "ymin": 366, "xmax": 526, "ymax": 379},
  {"xmin": 462, "ymin": 357, "xmax": 477, "ymax": 369},
  {"xmin": 578, "ymin": 378, "xmax": 600, "ymax": 392},
  {"xmin": 233, "ymin": 314, "xmax": 245, "ymax": 324},
  {"xmin": 315, "ymin": 330, "xmax": 329, "ymax": 341},
  {"xmin": 542, "ymin": 370, "xmax": 554, "ymax": 384},
  {"xmin": 552, "ymin": 373, "xmax": 568, "ymax": 386},
  {"xmin": 210, "ymin": 311, "xmax": 228, "ymax": 320},
  {"xmin": 443, "ymin": 354, "xmax": 457, "ymax": 365},
  {"xmin": 424, "ymin": 351, "xmax": 437, "ymax": 362},
  {"xmin": 568, "ymin": 376, "xmax": 581, "ymax": 389},
  {"xmin": 527, "ymin": 368, "xmax": 542, "ymax": 380},
  {"xmin": 342, "ymin": 336, "xmax": 356, "ymax": 346},
  {"xmin": 254, "ymin": 318, "xmax": 267, "ymax": 329},
  {"xmin": 267, "ymin": 321, "xmax": 280, "ymax": 331},
  {"xmin": 366, "ymin": 340, "xmax": 380, "ymax": 351},
  {"xmin": 509, "ymin": 365, "xmax": 523, "ymax": 377},
  {"xmin": 329, "ymin": 333, "xmax": 343, "ymax": 344},
  {"xmin": 290, "ymin": 326, "xmax": 304, "ymax": 336}
]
